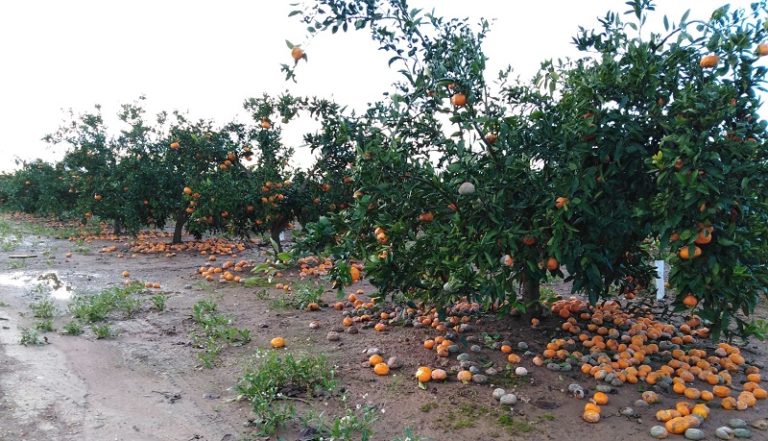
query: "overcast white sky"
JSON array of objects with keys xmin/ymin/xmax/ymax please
[{"xmin": 0, "ymin": 0, "xmax": 761, "ymax": 172}]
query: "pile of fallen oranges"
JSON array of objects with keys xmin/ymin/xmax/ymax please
[
  {"xmin": 131, "ymin": 237, "xmax": 248, "ymax": 256},
  {"xmin": 196, "ymin": 258, "xmax": 254, "ymax": 283},
  {"xmin": 532, "ymin": 296, "xmax": 765, "ymax": 433},
  {"xmin": 297, "ymin": 255, "xmax": 334, "ymax": 278}
]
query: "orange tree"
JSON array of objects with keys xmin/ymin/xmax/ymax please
[
  {"xmin": 49, "ymin": 106, "xmax": 136, "ymax": 232},
  {"xmin": 642, "ymin": 3, "xmax": 768, "ymax": 338},
  {"xmin": 290, "ymin": 0, "xmax": 768, "ymax": 337},
  {"xmin": 7, "ymin": 95, "xmax": 354, "ymax": 247},
  {"xmin": 237, "ymin": 94, "xmax": 356, "ymax": 251},
  {"xmin": 0, "ymin": 159, "xmax": 75, "ymax": 216},
  {"xmin": 151, "ymin": 111, "xmax": 254, "ymax": 243}
]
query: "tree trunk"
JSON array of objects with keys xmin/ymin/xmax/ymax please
[
  {"xmin": 113, "ymin": 218, "xmax": 122, "ymax": 236},
  {"xmin": 521, "ymin": 273, "xmax": 542, "ymax": 319},
  {"xmin": 172, "ymin": 209, "xmax": 186, "ymax": 244},
  {"xmin": 269, "ymin": 215, "xmax": 289, "ymax": 253},
  {"xmin": 270, "ymin": 226, "xmax": 283, "ymax": 253}
]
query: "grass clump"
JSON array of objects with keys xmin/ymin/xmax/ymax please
[
  {"xmin": 30, "ymin": 298, "xmax": 56, "ymax": 318},
  {"xmin": 92, "ymin": 324, "xmax": 115, "ymax": 339},
  {"xmin": 269, "ymin": 281, "xmax": 324, "ymax": 310},
  {"xmin": 69, "ymin": 282, "xmax": 143, "ymax": 323},
  {"xmin": 20, "ymin": 328, "xmax": 42, "ymax": 346},
  {"xmin": 236, "ymin": 350, "xmax": 336, "ymax": 436},
  {"xmin": 391, "ymin": 428, "xmax": 426, "ymax": 441},
  {"xmin": 302, "ymin": 406, "xmax": 377, "ymax": 441},
  {"xmin": 191, "ymin": 299, "xmax": 251, "ymax": 368},
  {"xmin": 151, "ymin": 294, "xmax": 166, "ymax": 311},
  {"xmin": 62, "ymin": 320, "xmax": 83, "ymax": 335},
  {"xmin": 35, "ymin": 319, "xmax": 54, "ymax": 332}
]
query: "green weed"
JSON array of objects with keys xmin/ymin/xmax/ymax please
[
  {"xmin": 92, "ymin": 324, "xmax": 114, "ymax": 339},
  {"xmin": 151, "ymin": 294, "xmax": 166, "ymax": 311},
  {"xmin": 303, "ymin": 407, "xmax": 377, "ymax": 441},
  {"xmin": 191, "ymin": 299, "xmax": 250, "ymax": 368},
  {"xmin": 391, "ymin": 428, "xmax": 426, "ymax": 441},
  {"xmin": 237, "ymin": 350, "xmax": 336, "ymax": 436},
  {"xmin": 241, "ymin": 277, "xmax": 273, "ymax": 288},
  {"xmin": 420, "ymin": 402, "xmax": 438, "ymax": 413},
  {"xmin": 35, "ymin": 319, "xmax": 54, "ymax": 332},
  {"xmin": 20, "ymin": 328, "xmax": 42, "ymax": 346},
  {"xmin": 69, "ymin": 282, "xmax": 143, "ymax": 323},
  {"xmin": 63, "ymin": 321, "xmax": 83, "ymax": 335},
  {"xmin": 8, "ymin": 259, "xmax": 26, "ymax": 269},
  {"xmin": 30, "ymin": 299, "xmax": 56, "ymax": 318},
  {"xmin": 497, "ymin": 415, "xmax": 535, "ymax": 434},
  {"xmin": 269, "ymin": 281, "xmax": 323, "ymax": 310}
]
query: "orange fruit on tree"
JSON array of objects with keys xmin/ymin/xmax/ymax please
[
  {"xmin": 418, "ymin": 211, "xmax": 434, "ymax": 222},
  {"xmin": 484, "ymin": 132, "xmax": 498, "ymax": 144},
  {"xmin": 678, "ymin": 245, "xmax": 702, "ymax": 260},
  {"xmin": 757, "ymin": 43, "xmax": 768, "ymax": 56},
  {"xmin": 546, "ymin": 257, "xmax": 559, "ymax": 271},
  {"xmin": 170, "ymin": 141, "xmax": 180, "ymax": 149},
  {"xmin": 682, "ymin": 294, "xmax": 698, "ymax": 308},
  {"xmin": 350, "ymin": 266, "xmax": 361, "ymax": 283},
  {"xmin": 260, "ymin": 118, "xmax": 271, "ymax": 129},
  {"xmin": 699, "ymin": 54, "xmax": 719, "ymax": 68},
  {"xmin": 694, "ymin": 225, "xmax": 714, "ymax": 245},
  {"xmin": 291, "ymin": 46, "xmax": 304, "ymax": 61},
  {"xmin": 373, "ymin": 362, "xmax": 390, "ymax": 376},
  {"xmin": 555, "ymin": 196, "xmax": 569, "ymax": 209},
  {"xmin": 415, "ymin": 366, "xmax": 432, "ymax": 383},
  {"xmin": 183, "ymin": 186, "xmax": 192, "ymax": 195},
  {"xmin": 450, "ymin": 92, "xmax": 467, "ymax": 107},
  {"xmin": 522, "ymin": 235, "xmax": 537, "ymax": 246}
]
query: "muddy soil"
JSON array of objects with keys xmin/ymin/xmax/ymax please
[{"xmin": 0, "ymin": 216, "xmax": 766, "ymax": 441}]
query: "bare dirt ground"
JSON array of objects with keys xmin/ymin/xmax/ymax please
[{"xmin": 0, "ymin": 214, "xmax": 766, "ymax": 441}]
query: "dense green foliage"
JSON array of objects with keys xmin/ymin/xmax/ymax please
[
  {"xmin": 0, "ymin": 96, "xmax": 354, "ymax": 244},
  {"xmin": 289, "ymin": 0, "xmax": 768, "ymax": 338}
]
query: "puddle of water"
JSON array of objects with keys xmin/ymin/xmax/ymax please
[{"xmin": 0, "ymin": 271, "xmax": 76, "ymax": 300}]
